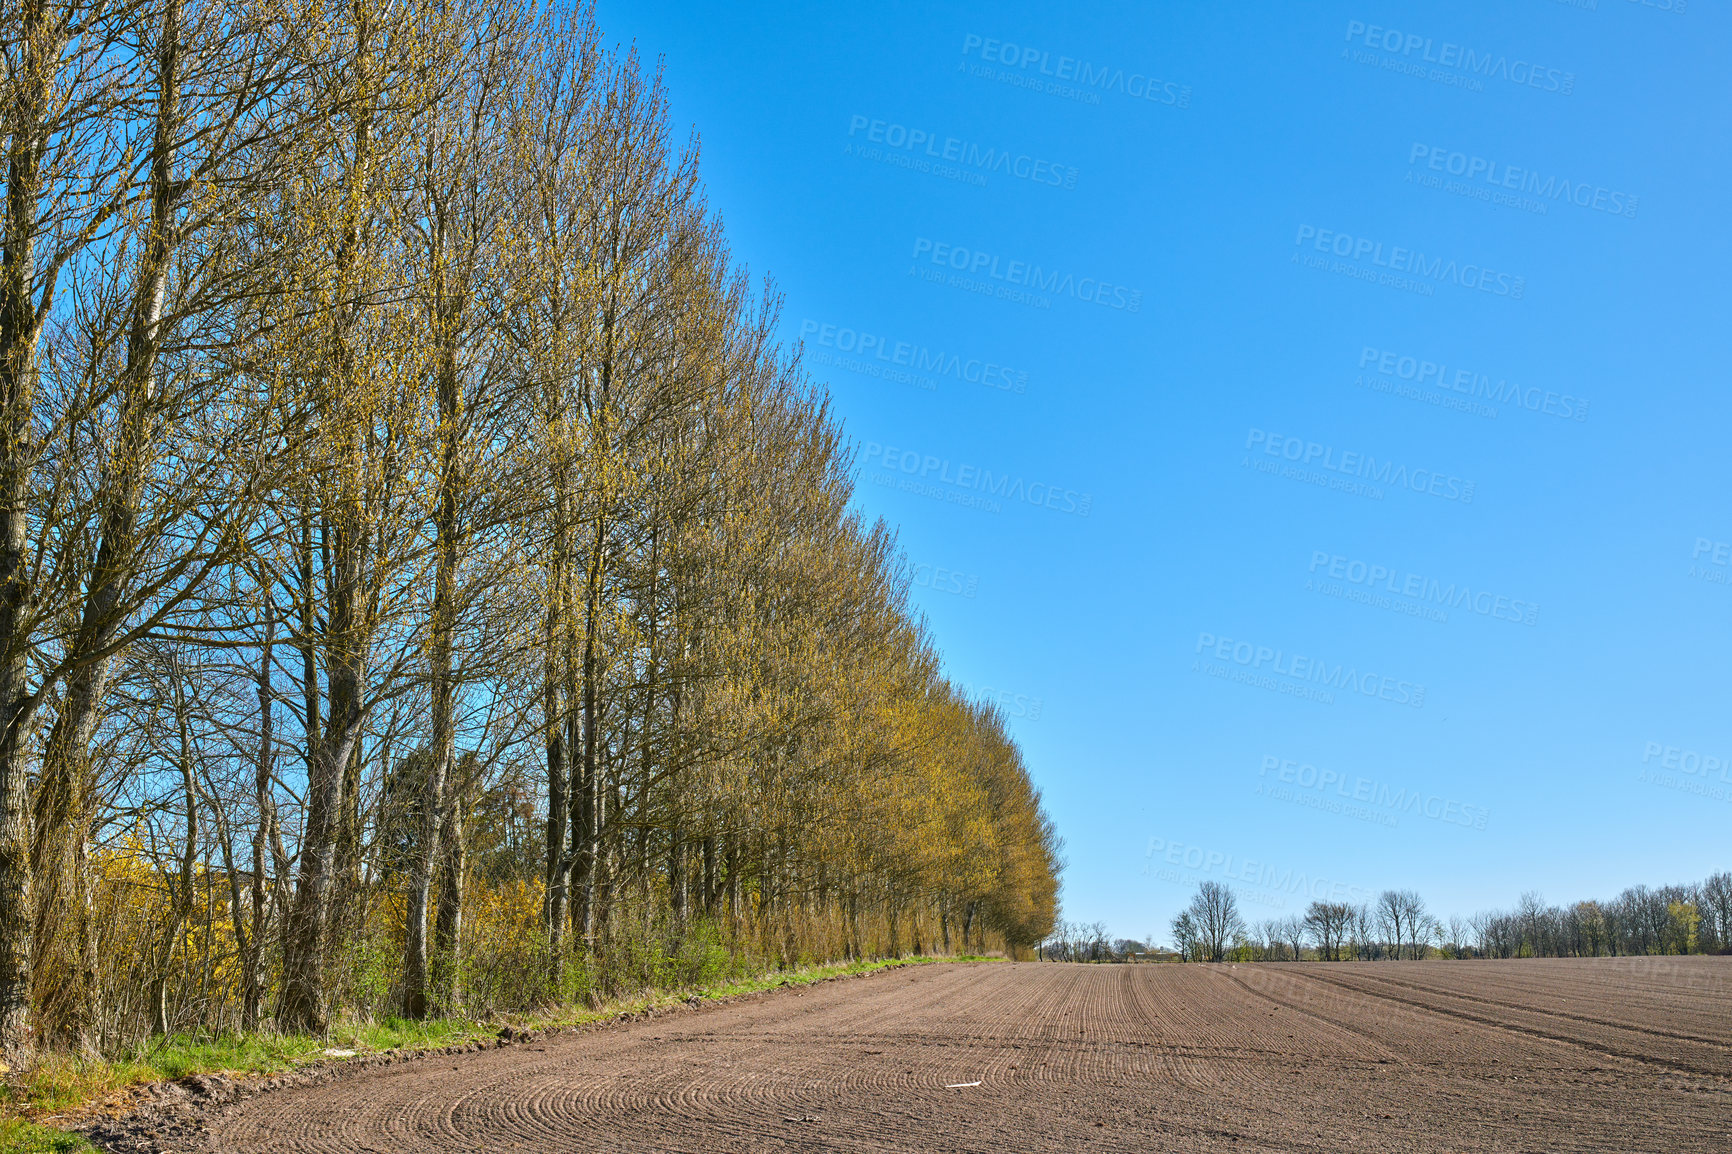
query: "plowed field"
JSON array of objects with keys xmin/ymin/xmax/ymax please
[{"xmin": 191, "ymin": 958, "xmax": 1732, "ymax": 1152}]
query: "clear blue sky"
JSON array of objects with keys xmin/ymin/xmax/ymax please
[{"xmin": 595, "ymin": 0, "xmax": 1731, "ymax": 940}]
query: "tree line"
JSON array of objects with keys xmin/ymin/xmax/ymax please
[
  {"xmin": 1036, "ymin": 920, "xmax": 1146, "ymax": 963},
  {"xmin": 1157, "ymin": 873, "xmax": 1732, "ymax": 963},
  {"xmin": 0, "ymin": 0, "xmax": 1060, "ymax": 1066}
]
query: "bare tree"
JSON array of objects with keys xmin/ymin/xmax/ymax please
[
  {"xmin": 1375, "ymin": 890, "xmax": 1405, "ymax": 960},
  {"xmin": 1701, "ymin": 873, "xmax": 1732, "ymax": 953},
  {"xmin": 1305, "ymin": 901, "xmax": 1352, "ymax": 962},
  {"xmin": 1446, "ymin": 916, "xmax": 1469, "ymax": 958},
  {"xmin": 1347, "ymin": 903, "xmax": 1374, "ymax": 961},
  {"xmin": 1468, "ymin": 910, "xmax": 1494, "ymax": 956},
  {"xmin": 1182, "ymin": 881, "xmax": 1243, "ymax": 963},
  {"xmin": 1397, "ymin": 891, "xmax": 1430, "ymax": 960},
  {"xmin": 1258, "ymin": 919, "xmax": 1286, "ymax": 961},
  {"xmin": 1170, "ymin": 911, "xmax": 1199, "ymax": 962}
]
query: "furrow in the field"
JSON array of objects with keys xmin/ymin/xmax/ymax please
[
  {"xmin": 1221, "ymin": 965, "xmax": 1427, "ymax": 1063},
  {"xmin": 1319, "ymin": 963, "xmax": 1732, "ymax": 1050},
  {"xmin": 1286, "ymin": 965, "xmax": 1732, "ymax": 1080},
  {"xmin": 1102, "ymin": 967, "xmax": 1377, "ymax": 1100},
  {"xmin": 1338, "ymin": 958, "xmax": 1732, "ymax": 1044},
  {"xmin": 1377, "ymin": 956, "xmax": 1732, "ymax": 1008}
]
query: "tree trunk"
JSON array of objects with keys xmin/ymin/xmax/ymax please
[
  {"xmin": 574, "ymin": 513, "xmax": 605, "ymax": 946},
  {"xmin": 279, "ymin": 558, "xmax": 366, "ymax": 1034},
  {"xmin": 543, "ymin": 533, "xmax": 568, "ymax": 974},
  {"xmin": 211, "ymin": 777, "xmax": 251, "ymax": 1036},
  {"xmin": 33, "ymin": 0, "xmax": 182, "ymax": 1053},
  {"xmin": 701, "ymin": 834, "xmax": 715, "ymax": 915},
  {"xmin": 404, "ymin": 315, "xmax": 462, "ymax": 1019},
  {"xmin": 0, "ymin": 0, "xmax": 61, "ymax": 1069},
  {"xmin": 152, "ymin": 660, "xmax": 199, "ymax": 1036},
  {"xmin": 279, "ymin": 16, "xmax": 377, "ymax": 1033},
  {"xmin": 246, "ymin": 617, "xmax": 278, "ymax": 1031},
  {"xmin": 432, "ymin": 757, "xmax": 468, "ymax": 1011}
]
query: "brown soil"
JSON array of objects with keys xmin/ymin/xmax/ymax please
[{"xmin": 87, "ymin": 957, "xmax": 1732, "ymax": 1152}]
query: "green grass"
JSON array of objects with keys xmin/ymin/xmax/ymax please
[
  {"xmin": 0, "ymin": 954, "xmax": 997, "ymax": 1152},
  {"xmin": 0, "ymin": 1119, "xmax": 94, "ymax": 1154}
]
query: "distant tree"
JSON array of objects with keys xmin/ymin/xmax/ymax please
[
  {"xmin": 1183, "ymin": 881, "xmax": 1244, "ymax": 963},
  {"xmin": 1040, "ymin": 920, "xmax": 1090, "ymax": 962},
  {"xmin": 1574, "ymin": 902, "xmax": 1607, "ymax": 957},
  {"xmin": 1665, "ymin": 901, "xmax": 1701, "ymax": 956},
  {"xmin": 1112, "ymin": 938, "xmax": 1148, "ymax": 961},
  {"xmin": 1445, "ymin": 916, "xmax": 1470, "ymax": 958},
  {"xmin": 1083, "ymin": 921, "xmax": 1111, "ymax": 962},
  {"xmin": 1376, "ymin": 891, "xmax": 1404, "ymax": 960},
  {"xmin": 1170, "ymin": 912, "xmax": 1199, "ymax": 962},
  {"xmin": 1257, "ymin": 919, "xmax": 1287, "ymax": 961},
  {"xmin": 1600, "ymin": 899, "xmax": 1625, "ymax": 956},
  {"xmin": 1349, "ymin": 902, "xmax": 1376, "ymax": 960},
  {"xmin": 1702, "ymin": 873, "xmax": 1732, "ymax": 953},
  {"xmin": 1397, "ymin": 891, "xmax": 1429, "ymax": 960},
  {"xmin": 1304, "ymin": 901, "xmax": 1352, "ymax": 962},
  {"xmin": 1413, "ymin": 913, "xmax": 1441, "ymax": 960},
  {"xmin": 1516, "ymin": 892, "xmax": 1548, "ymax": 957},
  {"xmin": 1489, "ymin": 912, "xmax": 1521, "ymax": 959},
  {"xmin": 1468, "ymin": 910, "xmax": 1496, "ymax": 956}
]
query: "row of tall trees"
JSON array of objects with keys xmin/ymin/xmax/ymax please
[
  {"xmin": 1160, "ymin": 873, "xmax": 1730, "ymax": 962},
  {"xmin": 0, "ymin": 0, "xmax": 1059, "ymax": 1064},
  {"xmin": 1470, "ymin": 877, "xmax": 1732, "ymax": 959}
]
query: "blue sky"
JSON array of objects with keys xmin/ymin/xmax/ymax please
[{"xmin": 595, "ymin": 0, "xmax": 1731, "ymax": 939}]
